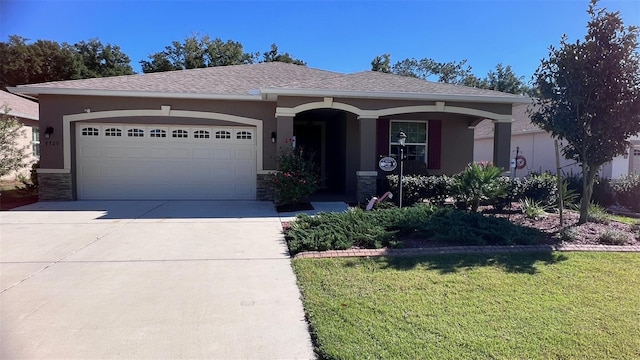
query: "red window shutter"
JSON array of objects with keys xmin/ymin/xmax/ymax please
[
  {"xmin": 376, "ymin": 118, "xmax": 390, "ymax": 158},
  {"xmin": 428, "ymin": 120, "xmax": 442, "ymax": 169}
]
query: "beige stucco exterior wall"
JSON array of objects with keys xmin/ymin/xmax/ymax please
[{"xmin": 37, "ymin": 95, "xmax": 277, "ymax": 170}]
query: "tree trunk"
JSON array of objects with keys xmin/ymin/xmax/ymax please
[{"xmin": 578, "ymin": 164, "xmax": 598, "ymax": 224}]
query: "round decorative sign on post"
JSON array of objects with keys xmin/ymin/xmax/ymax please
[
  {"xmin": 516, "ymin": 155, "xmax": 527, "ymax": 170},
  {"xmin": 379, "ymin": 157, "xmax": 398, "ymax": 172}
]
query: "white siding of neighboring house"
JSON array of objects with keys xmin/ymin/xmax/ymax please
[{"xmin": 474, "ymin": 131, "xmax": 581, "ymax": 177}]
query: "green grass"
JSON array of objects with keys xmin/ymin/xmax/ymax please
[
  {"xmin": 293, "ymin": 252, "xmax": 640, "ymax": 360},
  {"xmin": 610, "ymin": 214, "xmax": 640, "ymax": 225}
]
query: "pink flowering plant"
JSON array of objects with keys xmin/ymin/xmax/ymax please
[{"xmin": 272, "ymin": 148, "xmax": 319, "ymax": 205}]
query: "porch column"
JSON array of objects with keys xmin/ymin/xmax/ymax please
[
  {"xmin": 493, "ymin": 121, "xmax": 512, "ymax": 170},
  {"xmin": 276, "ymin": 115, "xmax": 294, "ymax": 153},
  {"xmin": 356, "ymin": 117, "xmax": 378, "ymax": 203}
]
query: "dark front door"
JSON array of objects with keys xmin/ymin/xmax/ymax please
[{"xmin": 294, "ymin": 123, "xmax": 324, "ymax": 187}]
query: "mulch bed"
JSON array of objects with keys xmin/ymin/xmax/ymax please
[{"xmin": 0, "ymin": 192, "xmax": 38, "ymax": 210}]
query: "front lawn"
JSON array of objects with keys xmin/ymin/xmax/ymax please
[{"xmin": 293, "ymin": 252, "xmax": 640, "ymax": 360}]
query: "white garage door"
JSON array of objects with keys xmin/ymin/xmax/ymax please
[{"xmin": 76, "ymin": 124, "xmax": 257, "ymax": 200}]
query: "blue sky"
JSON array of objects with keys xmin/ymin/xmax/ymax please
[{"xmin": 1, "ymin": 0, "xmax": 638, "ymax": 84}]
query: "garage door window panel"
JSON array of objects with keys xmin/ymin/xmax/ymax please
[
  {"xmin": 105, "ymin": 128, "xmax": 122, "ymax": 137},
  {"xmin": 215, "ymin": 130, "xmax": 231, "ymax": 139},
  {"xmin": 82, "ymin": 127, "xmax": 99, "ymax": 136},
  {"xmin": 194, "ymin": 130, "xmax": 210, "ymax": 139},
  {"xmin": 127, "ymin": 128, "xmax": 144, "ymax": 137},
  {"xmin": 236, "ymin": 130, "xmax": 253, "ymax": 140},
  {"xmin": 172, "ymin": 129, "xmax": 189, "ymax": 138},
  {"xmin": 150, "ymin": 129, "xmax": 167, "ymax": 138}
]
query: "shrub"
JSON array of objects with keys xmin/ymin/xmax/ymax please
[
  {"xmin": 559, "ymin": 227, "xmax": 579, "ymax": 242},
  {"xmin": 598, "ymin": 229, "xmax": 629, "ymax": 245},
  {"xmin": 17, "ymin": 161, "xmax": 39, "ymax": 196},
  {"xmin": 587, "ymin": 203, "xmax": 611, "ymax": 224},
  {"xmin": 452, "ymin": 162, "xmax": 507, "ymax": 212},
  {"xmin": 519, "ymin": 198, "xmax": 548, "ymax": 219},
  {"xmin": 284, "ymin": 205, "xmax": 543, "ymax": 255},
  {"xmin": 564, "ymin": 172, "xmax": 615, "ymax": 206},
  {"xmin": 387, "ymin": 175, "xmax": 454, "ymax": 206},
  {"xmin": 272, "ymin": 149, "xmax": 319, "ymax": 205},
  {"xmin": 418, "ymin": 207, "xmax": 542, "ymax": 246},
  {"xmin": 386, "ymin": 174, "xmax": 426, "ymax": 206},
  {"xmin": 491, "ymin": 177, "xmax": 523, "ymax": 211},
  {"xmin": 611, "ymin": 173, "xmax": 640, "ymax": 212},
  {"xmin": 521, "ymin": 173, "xmax": 558, "ymax": 207}
]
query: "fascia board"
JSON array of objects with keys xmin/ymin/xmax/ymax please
[
  {"xmin": 261, "ymin": 88, "xmax": 532, "ymax": 104},
  {"xmin": 8, "ymin": 87, "xmax": 263, "ymax": 101}
]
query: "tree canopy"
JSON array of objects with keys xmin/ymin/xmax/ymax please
[
  {"xmin": 140, "ymin": 35, "xmax": 306, "ymax": 73},
  {"xmin": 0, "ymin": 36, "xmax": 134, "ymax": 90},
  {"xmin": 370, "ymin": 54, "xmax": 530, "ymax": 95},
  {"xmin": 262, "ymin": 43, "xmax": 306, "ymax": 65},
  {"xmin": 530, "ymin": 0, "xmax": 640, "ymax": 223},
  {"xmin": 0, "ymin": 106, "xmax": 30, "ymax": 178}
]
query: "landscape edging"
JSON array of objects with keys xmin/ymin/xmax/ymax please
[{"xmin": 293, "ymin": 244, "xmax": 640, "ymax": 259}]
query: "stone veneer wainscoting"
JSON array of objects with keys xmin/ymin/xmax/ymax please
[{"xmin": 37, "ymin": 172, "xmax": 73, "ymax": 201}]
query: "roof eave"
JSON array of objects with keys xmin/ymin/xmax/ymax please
[
  {"xmin": 261, "ymin": 88, "xmax": 532, "ymax": 104},
  {"xmin": 7, "ymin": 87, "xmax": 263, "ymax": 101}
]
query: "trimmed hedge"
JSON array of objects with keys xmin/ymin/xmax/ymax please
[{"xmin": 285, "ymin": 206, "xmax": 544, "ymax": 255}]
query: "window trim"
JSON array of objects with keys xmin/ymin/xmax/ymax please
[
  {"xmin": 388, "ymin": 120, "xmax": 428, "ymax": 162},
  {"xmin": 32, "ymin": 127, "xmax": 40, "ymax": 158}
]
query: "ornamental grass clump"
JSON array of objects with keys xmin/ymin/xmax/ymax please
[{"xmin": 272, "ymin": 148, "xmax": 319, "ymax": 206}]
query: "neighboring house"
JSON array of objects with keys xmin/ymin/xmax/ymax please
[
  {"xmin": 9, "ymin": 62, "xmax": 528, "ymax": 202},
  {"xmin": 0, "ymin": 90, "xmax": 39, "ymax": 181},
  {"xmin": 474, "ymin": 103, "xmax": 640, "ymax": 179}
]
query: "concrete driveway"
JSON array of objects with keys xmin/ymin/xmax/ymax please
[{"xmin": 0, "ymin": 201, "xmax": 315, "ymax": 359}]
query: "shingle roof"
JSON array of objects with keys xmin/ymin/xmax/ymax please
[
  {"xmin": 13, "ymin": 62, "xmax": 529, "ymax": 102},
  {"xmin": 474, "ymin": 103, "xmax": 542, "ymax": 138},
  {"xmin": 16, "ymin": 62, "xmax": 340, "ymax": 96},
  {"xmin": 0, "ymin": 90, "xmax": 39, "ymax": 120},
  {"xmin": 280, "ymin": 70, "xmax": 523, "ymax": 99}
]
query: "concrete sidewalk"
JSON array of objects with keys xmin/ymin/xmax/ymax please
[{"xmin": 0, "ymin": 201, "xmax": 315, "ymax": 359}]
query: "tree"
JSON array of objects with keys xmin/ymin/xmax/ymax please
[
  {"xmin": 482, "ymin": 64, "xmax": 529, "ymax": 95},
  {"xmin": 140, "ymin": 35, "xmax": 256, "ymax": 73},
  {"xmin": 370, "ymin": 54, "xmax": 531, "ymax": 94},
  {"xmin": 0, "ymin": 106, "xmax": 30, "ymax": 178},
  {"xmin": 0, "ymin": 36, "xmax": 134, "ymax": 90},
  {"xmin": 74, "ymin": 38, "xmax": 134, "ymax": 78},
  {"xmin": 530, "ymin": 0, "xmax": 640, "ymax": 223},
  {"xmin": 371, "ymin": 53, "xmax": 391, "ymax": 73},
  {"xmin": 262, "ymin": 43, "xmax": 306, "ymax": 65},
  {"xmin": 0, "ymin": 36, "xmax": 81, "ymax": 89}
]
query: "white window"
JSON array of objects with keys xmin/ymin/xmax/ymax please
[
  {"xmin": 105, "ymin": 128, "xmax": 122, "ymax": 137},
  {"xmin": 82, "ymin": 127, "xmax": 99, "ymax": 136},
  {"xmin": 127, "ymin": 128, "xmax": 144, "ymax": 137},
  {"xmin": 236, "ymin": 130, "xmax": 252, "ymax": 140},
  {"xmin": 634, "ymin": 149, "xmax": 640, "ymax": 156},
  {"xmin": 215, "ymin": 130, "xmax": 231, "ymax": 139},
  {"xmin": 193, "ymin": 130, "xmax": 210, "ymax": 139},
  {"xmin": 32, "ymin": 127, "xmax": 40, "ymax": 158},
  {"xmin": 149, "ymin": 129, "xmax": 167, "ymax": 138},
  {"xmin": 389, "ymin": 121, "xmax": 427, "ymax": 162},
  {"xmin": 172, "ymin": 129, "xmax": 189, "ymax": 138}
]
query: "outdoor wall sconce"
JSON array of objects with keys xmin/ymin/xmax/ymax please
[
  {"xmin": 44, "ymin": 126, "xmax": 54, "ymax": 139},
  {"xmin": 271, "ymin": 131, "xmax": 277, "ymax": 143},
  {"xmin": 623, "ymin": 150, "xmax": 629, "ymax": 159}
]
